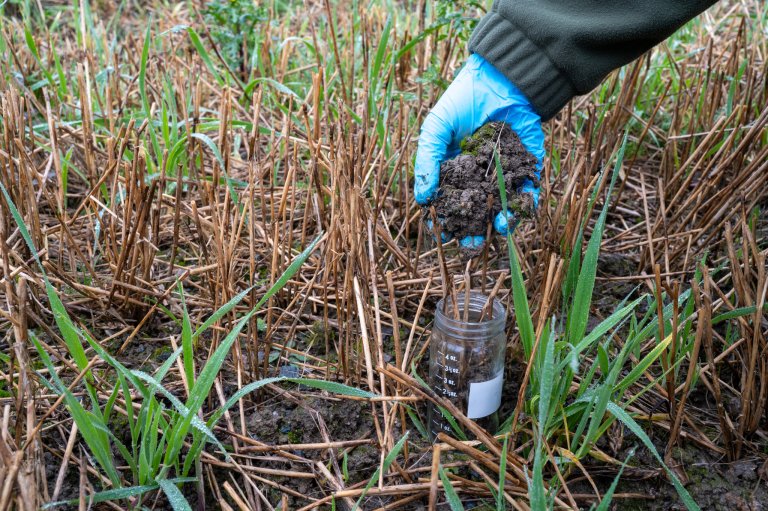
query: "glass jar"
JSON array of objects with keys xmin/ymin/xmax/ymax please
[{"xmin": 427, "ymin": 292, "xmax": 507, "ymax": 440}]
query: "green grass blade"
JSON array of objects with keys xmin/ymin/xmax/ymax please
[
  {"xmin": 254, "ymin": 234, "xmax": 322, "ymax": 310},
  {"xmin": 179, "ymin": 284, "xmax": 195, "ymax": 390},
  {"xmin": 497, "ymin": 436, "xmax": 508, "ymax": 511},
  {"xmin": 594, "ymin": 449, "xmax": 635, "ymax": 511},
  {"xmin": 566, "ymin": 136, "xmax": 626, "ymax": 347},
  {"xmin": 24, "ymin": 24, "xmax": 56, "ymax": 89},
  {"xmin": 190, "ymin": 133, "xmax": 240, "ymax": 208},
  {"xmin": 538, "ymin": 324, "xmax": 556, "ymax": 437},
  {"xmin": 712, "ymin": 304, "xmax": 768, "ymax": 325},
  {"xmin": 139, "ymin": 23, "xmax": 160, "ymax": 161},
  {"xmin": 187, "ymin": 27, "xmax": 225, "ymax": 86},
  {"xmin": 30, "ymin": 334, "xmax": 120, "ymax": 486},
  {"xmin": 192, "ymin": 285, "xmax": 256, "ymax": 339},
  {"xmin": 52, "ymin": 39, "xmax": 69, "ymax": 97},
  {"xmin": 154, "ymin": 347, "xmax": 183, "ymax": 382},
  {"xmin": 158, "ymin": 479, "xmax": 193, "ymax": 511},
  {"xmin": 439, "ymin": 465, "xmax": 465, "ymax": 511},
  {"xmin": 41, "ymin": 479, "xmax": 195, "ymax": 509},
  {"xmin": 494, "ymin": 150, "xmax": 535, "ymax": 357},
  {"xmin": 605, "ymin": 403, "xmax": 700, "ymax": 510},
  {"xmin": 562, "ymin": 296, "xmax": 642, "ymax": 372},
  {"xmin": 0, "ymin": 181, "xmax": 92, "ymax": 375},
  {"xmin": 208, "ymin": 376, "xmax": 374, "ymax": 428},
  {"xmin": 243, "ymin": 77, "xmax": 299, "ymax": 98},
  {"xmin": 614, "ymin": 333, "xmax": 673, "ymax": 394},
  {"xmin": 130, "ymin": 370, "xmax": 225, "ymax": 452},
  {"xmin": 352, "ymin": 432, "xmax": 409, "ymax": 511}
]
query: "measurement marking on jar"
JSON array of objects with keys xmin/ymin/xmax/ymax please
[{"xmin": 431, "ymin": 419, "xmax": 452, "ymax": 433}]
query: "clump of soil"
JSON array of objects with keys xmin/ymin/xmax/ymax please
[{"xmin": 425, "ymin": 121, "xmax": 539, "ymax": 246}]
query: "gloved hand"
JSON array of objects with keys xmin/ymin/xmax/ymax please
[{"xmin": 415, "ymin": 53, "xmax": 545, "ymax": 250}]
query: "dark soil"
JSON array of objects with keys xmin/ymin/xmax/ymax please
[
  {"xmin": 572, "ymin": 430, "xmax": 768, "ymax": 510},
  {"xmin": 426, "ymin": 122, "xmax": 538, "ymax": 246}
]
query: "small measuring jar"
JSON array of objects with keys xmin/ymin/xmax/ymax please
[{"xmin": 428, "ymin": 292, "xmax": 507, "ymax": 440}]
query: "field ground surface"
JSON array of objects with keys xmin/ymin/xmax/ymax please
[{"xmin": 0, "ymin": 0, "xmax": 766, "ymax": 509}]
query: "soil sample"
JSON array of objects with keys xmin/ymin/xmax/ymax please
[{"xmin": 425, "ymin": 122, "xmax": 539, "ymax": 251}]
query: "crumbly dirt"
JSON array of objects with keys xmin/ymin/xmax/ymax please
[{"xmin": 425, "ymin": 122, "xmax": 538, "ymax": 247}]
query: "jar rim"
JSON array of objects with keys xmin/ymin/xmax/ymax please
[{"xmin": 434, "ymin": 291, "xmax": 506, "ymax": 334}]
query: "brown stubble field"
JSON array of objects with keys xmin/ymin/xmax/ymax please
[{"xmin": 0, "ymin": 0, "xmax": 766, "ymax": 509}]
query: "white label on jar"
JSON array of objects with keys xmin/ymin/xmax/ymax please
[{"xmin": 466, "ymin": 372, "xmax": 503, "ymax": 419}]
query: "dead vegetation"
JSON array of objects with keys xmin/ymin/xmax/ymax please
[{"xmin": 0, "ymin": 0, "xmax": 766, "ymax": 509}]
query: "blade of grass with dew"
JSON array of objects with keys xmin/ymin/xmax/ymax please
[
  {"xmin": 352, "ymin": 432, "xmax": 409, "ymax": 511},
  {"xmin": 158, "ymin": 479, "xmax": 193, "ymax": 511},
  {"xmin": 190, "ymin": 235, "xmax": 324, "ymax": 443},
  {"xmin": 131, "ymin": 369, "xmax": 226, "ymax": 453},
  {"xmin": 154, "ymin": 346, "xmax": 183, "ymax": 383},
  {"xmin": 41, "ymin": 479, "xmax": 195, "ymax": 510},
  {"xmin": 439, "ymin": 465, "xmax": 465, "ymax": 511},
  {"xmin": 538, "ymin": 321, "xmax": 556, "ymax": 440},
  {"xmin": 185, "ymin": 376, "xmax": 376, "ymax": 471},
  {"xmin": 614, "ymin": 332, "xmax": 674, "ymax": 394},
  {"xmin": 404, "ymin": 406, "xmax": 428, "ymax": 439},
  {"xmin": 605, "ymin": 403, "xmax": 700, "ymax": 510},
  {"xmin": 0, "ymin": 179, "xmax": 103, "ymax": 414},
  {"xmin": 712, "ymin": 304, "xmax": 768, "ymax": 325},
  {"xmin": 561, "ymin": 296, "xmax": 642, "ymax": 373},
  {"xmin": 574, "ymin": 317, "xmax": 649, "ymax": 457},
  {"xmin": 164, "ymin": 309, "xmax": 255, "ymax": 466},
  {"xmin": 92, "ymin": 420, "xmax": 137, "ymax": 481},
  {"xmin": 166, "ymin": 235, "xmax": 320, "ymax": 467}
]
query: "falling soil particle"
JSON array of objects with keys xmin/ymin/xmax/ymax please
[{"xmin": 425, "ymin": 122, "xmax": 539, "ymax": 248}]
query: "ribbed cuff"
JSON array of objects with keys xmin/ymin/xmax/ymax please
[{"xmin": 469, "ymin": 11, "xmax": 576, "ymax": 121}]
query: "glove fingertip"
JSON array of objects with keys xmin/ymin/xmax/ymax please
[
  {"xmin": 494, "ymin": 210, "xmax": 518, "ymax": 236},
  {"xmin": 425, "ymin": 219, "xmax": 453, "ymax": 243},
  {"xmin": 459, "ymin": 235, "xmax": 485, "ymax": 249}
]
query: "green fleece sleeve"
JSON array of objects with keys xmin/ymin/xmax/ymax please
[{"xmin": 469, "ymin": 0, "xmax": 718, "ymax": 120}]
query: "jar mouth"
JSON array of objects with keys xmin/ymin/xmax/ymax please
[{"xmin": 434, "ymin": 292, "xmax": 506, "ymax": 337}]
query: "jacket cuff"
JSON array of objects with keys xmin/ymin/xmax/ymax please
[{"xmin": 469, "ymin": 11, "xmax": 575, "ymax": 121}]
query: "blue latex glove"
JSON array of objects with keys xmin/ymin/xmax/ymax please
[{"xmin": 415, "ymin": 53, "xmax": 545, "ymax": 249}]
